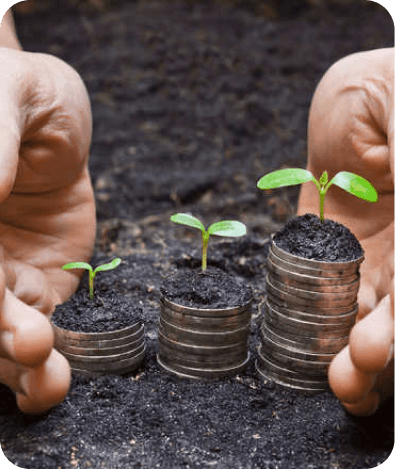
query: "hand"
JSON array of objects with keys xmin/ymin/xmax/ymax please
[
  {"xmin": 0, "ymin": 48, "xmax": 96, "ymax": 413},
  {"xmin": 298, "ymin": 47, "xmax": 394, "ymax": 416}
]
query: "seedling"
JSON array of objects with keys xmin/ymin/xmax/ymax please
[
  {"xmin": 257, "ymin": 168, "xmax": 378, "ymax": 222},
  {"xmin": 62, "ymin": 258, "xmax": 122, "ymax": 299},
  {"xmin": 170, "ymin": 213, "xmax": 247, "ymax": 271}
]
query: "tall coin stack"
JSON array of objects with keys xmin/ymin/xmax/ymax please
[{"xmin": 256, "ymin": 239, "xmax": 363, "ymax": 391}]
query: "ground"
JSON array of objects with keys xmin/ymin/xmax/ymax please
[{"xmin": 0, "ymin": 1, "xmax": 394, "ymax": 468}]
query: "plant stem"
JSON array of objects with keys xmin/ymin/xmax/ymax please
[
  {"xmin": 202, "ymin": 232, "xmax": 209, "ymax": 271},
  {"xmin": 89, "ymin": 272, "xmax": 94, "ymax": 299},
  {"xmin": 319, "ymin": 190, "xmax": 325, "ymax": 223}
]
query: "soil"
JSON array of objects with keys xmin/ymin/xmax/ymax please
[
  {"xmin": 273, "ymin": 213, "xmax": 364, "ymax": 261},
  {"xmin": 51, "ymin": 282, "xmax": 143, "ymax": 332},
  {"xmin": 0, "ymin": 1, "xmax": 394, "ymax": 469},
  {"xmin": 161, "ymin": 266, "xmax": 253, "ymax": 308}
]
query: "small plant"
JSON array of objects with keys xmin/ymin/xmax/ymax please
[
  {"xmin": 62, "ymin": 258, "xmax": 122, "ymax": 299},
  {"xmin": 257, "ymin": 168, "xmax": 378, "ymax": 222},
  {"xmin": 170, "ymin": 213, "xmax": 247, "ymax": 271}
]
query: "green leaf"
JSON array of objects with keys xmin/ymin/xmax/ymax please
[
  {"xmin": 94, "ymin": 258, "xmax": 122, "ymax": 273},
  {"xmin": 319, "ymin": 171, "xmax": 328, "ymax": 187},
  {"xmin": 62, "ymin": 262, "xmax": 93, "ymax": 272},
  {"xmin": 257, "ymin": 168, "xmax": 316, "ymax": 190},
  {"xmin": 329, "ymin": 171, "xmax": 378, "ymax": 202},
  {"xmin": 208, "ymin": 220, "xmax": 247, "ymax": 237},
  {"xmin": 170, "ymin": 213, "xmax": 206, "ymax": 232}
]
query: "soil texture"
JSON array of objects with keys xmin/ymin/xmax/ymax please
[
  {"xmin": 0, "ymin": 1, "xmax": 394, "ymax": 469},
  {"xmin": 51, "ymin": 283, "xmax": 143, "ymax": 332},
  {"xmin": 273, "ymin": 213, "xmax": 364, "ymax": 261},
  {"xmin": 161, "ymin": 266, "xmax": 253, "ymax": 308}
]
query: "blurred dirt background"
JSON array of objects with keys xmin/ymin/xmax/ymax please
[{"xmin": 0, "ymin": 1, "xmax": 394, "ymax": 468}]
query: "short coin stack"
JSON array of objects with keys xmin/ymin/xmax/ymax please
[
  {"xmin": 256, "ymin": 239, "xmax": 363, "ymax": 391},
  {"xmin": 53, "ymin": 320, "xmax": 145, "ymax": 376}
]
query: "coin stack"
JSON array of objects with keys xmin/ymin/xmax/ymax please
[
  {"xmin": 158, "ymin": 295, "xmax": 252, "ymax": 379},
  {"xmin": 256, "ymin": 240, "xmax": 363, "ymax": 391},
  {"xmin": 54, "ymin": 320, "xmax": 145, "ymax": 376}
]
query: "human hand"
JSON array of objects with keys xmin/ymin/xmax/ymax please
[
  {"xmin": 297, "ymin": 47, "xmax": 394, "ymax": 416},
  {"xmin": 0, "ymin": 48, "xmax": 96, "ymax": 413}
]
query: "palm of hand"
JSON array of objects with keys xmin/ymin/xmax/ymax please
[
  {"xmin": 298, "ymin": 47, "xmax": 394, "ymax": 415},
  {"xmin": 0, "ymin": 50, "xmax": 96, "ymax": 315},
  {"xmin": 0, "ymin": 50, "xmax": 96, "ymax": 413}
]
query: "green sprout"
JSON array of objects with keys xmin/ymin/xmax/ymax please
[
  {"xmin": 62, "ymin": 258, "xmax": 122, "ymax": 299},
  {"xmin": 170, "ymin": 213, "xmax": 247, "ymax": 271},
  {"xmin": 257, "ymin": 168, "xmax": 378, "ymax": 222}
]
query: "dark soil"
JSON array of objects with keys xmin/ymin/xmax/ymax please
[
  {"xmin": 161, "ymin": 266, "xmax": 253, "ymax": 308},
  {"xmin": 0, "ymin": 1, "xmax": 394, "ymax": 469},
  {"xmin": 51, "ymin": 282, "xmax": 143, "ymax": 332},
  {"xmin": 273, "ymin": 213, "xmax": 364, "ymax": 261}
]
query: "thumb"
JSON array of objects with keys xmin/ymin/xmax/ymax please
[{"xmin": 349, "ymin": 293, "xmax": 394, "ymax": 375}]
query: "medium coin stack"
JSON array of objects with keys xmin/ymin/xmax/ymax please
[
  {"xmin": 158, "ymin": 295, "xmax": 252, "ymax": 379},
  {"xmin": 256, "ymin": 240, "xmax": 363, "ymax": 391}
]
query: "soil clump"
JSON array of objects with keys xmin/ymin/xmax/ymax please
[
  {"xmin": 273, "ymin": 213, "xmax": 364, "ymax": 261},
  {"xmin": 51, "ymin": 283, "xmax": 143, "ymax": 332},
  {"xmin": 161, "ymin": 266, "xmax": 253, "ymax": 308}
]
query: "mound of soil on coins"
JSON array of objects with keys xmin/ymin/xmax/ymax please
[
  {"xmin": 273, "ymin": 214, "xmax": 364, "ymax": 261},
  {"xmin": 51, "ymin": 283, "xmax": 143, "ymax": 332},
  {"xmin": 161, "ymin": 266, "xmax": 253, "ymax": 308}
]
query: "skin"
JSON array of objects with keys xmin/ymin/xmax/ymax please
[
  {"xmin": 298, "ymin": 47, "xmax": 394, "ymax": 416},
  {"xmin": 0, "ymin": 10, "xmax": 96, "ymax": 413}
]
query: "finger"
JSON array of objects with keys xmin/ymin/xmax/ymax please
[
  {"xmin": 16, "ymin": 349, "xmax": 71, "ymax": 414},
  {"xmin": 0, "ymin": 357, "xmax": 23, "ymax": 393},
  {"xmin": 342, "ymin": 391, "xmax": 381, "ymax": 417},
  {"xmin": 11, "ymin": 261, "xmax": 62, "ymax": 316},
  {"xmin": 356, "ymin": 276, "xmax": 378, "ymax": 321},
  {"xmin": 0, "ymin": 288, "xmax": 54, "ymax": 367},
  {"xmin": 0, "ymin": 121, "xmax": 19, "ymax": 203},
  {"xmin": 341, "ymin": 362, "xmax": 393, "ymax": 417},
  {"xmin": 350, "ymin": 294, "xmax": 394, "ymax": 374},
  {"xmin": 328, "ymin": 346, "xmax": 377, "ymax": 404}
]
